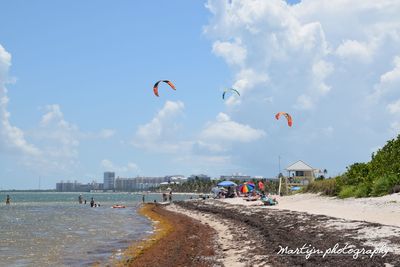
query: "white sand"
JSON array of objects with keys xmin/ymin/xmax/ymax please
[{"xmin": 220, "ymin": 193, "xmax": 400, "ymax": 227}]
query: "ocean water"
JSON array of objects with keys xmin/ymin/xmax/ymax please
[{"xmin": 0, "ymin": 192, "xmax": 192, "ymax": 266}]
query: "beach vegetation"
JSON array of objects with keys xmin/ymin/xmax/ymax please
[
  {"xmin": 303, "ymin": 178, "xmax": 338, "ymax": 196},
  {"xmin": 353, "ymin": 182, "xmax": 371, "ymax": 198},
  {"xmin": 305, "ymin": 134, "xmax": 400, "ymax": 198},
  {"xmin": 338, "ymin": 185, "xmax": 356, "ymax": 198},
  {"xmin": 370, "ymin": 174, "xmax": 400, "ymax": 197}
]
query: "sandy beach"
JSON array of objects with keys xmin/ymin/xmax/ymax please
[
  {"xmin": 220, "ymin": 193, "xmax": 400, "ymax": 227},
  {"xmin": 128, "ymin": 193, "xmax": 400, "ymax": 266}
]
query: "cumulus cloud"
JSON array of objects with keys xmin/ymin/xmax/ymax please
[
  {"xmin": 336, "ymin": 40, "xmax": 374, "ymax": 62},
  {"xmin": 204, "ymin": 0, "xmax": 400, "ymax": 175},
  {"xmin": 98, "ymin": 129, "xmax": 116, "ymax": 139},
  {"xmin": 212, "ymin": 39, "xmax": 247, "ymax": 66},
  {"xmin": 190, "ymin": 112, "xmax": 265, "ymax": 155},
  {"xmin": 0, "ymin": 44, "xmax": 116, "ymax": 176},
  {"xmin": 0, "ymin": 45, "xmax": 41, "ymax": 157},
  {"xmin": 37, "ymin": 104, "xmax": 80, "ymax": 159},
  {"xmin": 101, "ymin": 159, "xmax": 139, "ymax": 174},
  {"xmin": 132, "ymin": 100, "xmax": 188, "ymax": 153},
  {"xmin": 370, "ymin": 56, "xmax": 400, "ymax": 101},
  {"xmin": 200, "ymin": 112, "xmax": 265, "ymax": 143},
  {"xmin": 387, "ymin": 99, "xmax": 400, "ymax": 114}
]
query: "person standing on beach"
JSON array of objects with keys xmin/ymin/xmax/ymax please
[
  {"xmin": 5, "ymin": 195, "xmax": 10, "ymax": 205},
  {"xmin": 142, "ymin": 194, "xmax": 145, "ymax": 203},
  {"xmin": 168, "ymin": 191, "xmax": 172, "ymax": 202},
  {"xmin": 78, "ymin": 194, "xmax": 83, "ymax": 204},
  {"xmin": 90, "ymin": 197, "xmax": 94, "ymax": 207}
]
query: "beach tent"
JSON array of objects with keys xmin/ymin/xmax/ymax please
[{"xmin": 211, "ymin": 187, "xmax": 221, "ymax": 197}]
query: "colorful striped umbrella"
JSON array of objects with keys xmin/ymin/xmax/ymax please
[{"xmin": 239, "ymin": 182, "xmax": 255, "ymax": 193}]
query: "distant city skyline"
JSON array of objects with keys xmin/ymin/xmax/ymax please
[{"xmin": 2, "ymin": 0, "xmax": 400, "ymax": 189}]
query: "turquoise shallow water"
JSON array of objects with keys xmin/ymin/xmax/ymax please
[{"xmin": 0, "ymin": 192, "xmax": 191, "ymax": 266}]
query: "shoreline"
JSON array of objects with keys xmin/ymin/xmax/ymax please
[
  {"xmin": 114, "ymin": 203, "xmax": 173, "ymax": 266},
  {"xmin": 117, "ymin": 203, "xmax": 219, "ymax": 266},
  {"xmin": 126, "ymin": 193, "xmax": 400, "ymax": 266}
]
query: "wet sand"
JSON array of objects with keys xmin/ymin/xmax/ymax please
[{"xmin": 118, "ymin": 203, "xmax": 219, "ymax": 267}]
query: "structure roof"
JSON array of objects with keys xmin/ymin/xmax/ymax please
[{"xmin": 285, "ymin": 160, "xmax": 315, "ymax": 171}]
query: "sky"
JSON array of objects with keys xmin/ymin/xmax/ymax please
[{"xmin": 1, "ymin": 0, "xmax": 400, "ymax": 189}]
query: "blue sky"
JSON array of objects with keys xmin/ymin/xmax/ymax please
[{"xmin": 1, "ymin": 0, "xmax": 400, "ymax": 189}]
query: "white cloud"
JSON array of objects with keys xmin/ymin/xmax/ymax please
[
  {"xmin": 196, "ymin": 112, "xmax": 265, "ymax": 155},
  {"xmin": 40, "ymin": 104, "xmax": 63, "ymax": 126},
  {"xmin": 205, "ymin": 0, "xmax": 400, "ymax": 175},
  {"xmin": 81, "ymin": 128, "xmax": 116, "ymax": 139},
  {"xmin": 369, "ymin": 55, "xmax": 400, "ymax": 102},
  {"xmin": 200, "ymin": 112, "xmax": 265, "ymax": 143},
  {"xmin": 295, "ymin": 59, "xmax": 334, "ymax": 109},
  {"xmin": 101, "ymin": 159, "xmax": 139, "ymax": 174},
  {"xmin": 212, "ymin": 39, "xmax": 247, "ymax": 66},
  {"xmin": 0, "ymin": 45, "xmax": 12, "ymax": 83},
  {"xmin": 37, "ymin": 104, "xmax": 79, "ymax": 158},
  {"xmin": 390, "ymin": 121, "xmax": 400, "ymax": 134},
  {"xmin": 98, "ymin": 129, "xmax": 116, "ymax": 139},
  {"xmin": 233, "ymin": 68, "xmax": 269, "ymax": 93},
  {"xmin": 295, "ymin": 94, "xmax": 313, "ymax": 110},
  {"xmin": 380, "ymin": 56, "xmax": 400, "ymax": 84},
  {"xmin": 0, "ymin": 45, "xmax": 41, "ymax": 157},
  {"xmin": 133, "ymin": 100, "xmax": 188, "ymax": 153},
  {"xmin": 387, "ymin": 98, "xmax": 400, "ymax": 114},
  {"xmin": 336, "ymin": 40, "xmax": 374, "ymax": 62},
  {"xmin": 0, "ymin": 44, "xmax": 117, "ymax": 176}
]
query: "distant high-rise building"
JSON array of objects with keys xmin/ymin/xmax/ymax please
[
  {"xmin": 103, "ymin": 172, "xmax": 115, "ymax": 190},
  {"xmin": 188, "ymin": 174, "xmax": 211, "ymax": 182}
]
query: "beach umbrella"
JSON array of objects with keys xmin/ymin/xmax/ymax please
[
  {"xmin": 239, "ymin": 182, "xmax": 255, "ymax": 193},
  {"xmin": 218, "ymin": 181, "xmax": 237, "ymax": 187}
]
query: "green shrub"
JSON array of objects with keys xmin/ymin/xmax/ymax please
[
  {"xmin": 341, "ymin": 162, "xmax": 370, "ymax": 186},
  {"xmin": 353, "ymin": 183, "xmax": 371, "ymax": 198},
  {"xmin": 338, "ymin": 185, "xmax": 356, "ymax": 198},
  {"xmin": 303, "ymin": 178, "xmax": 339, "ymax": 196},
  {"xmin": 371, "ymin": 174, "xmax": 400, "ymax": 197}
]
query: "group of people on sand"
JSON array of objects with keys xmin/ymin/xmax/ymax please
[
  {"xmin": 214, "ymin": 186, "xmax": 278, "ymax": 206},
  {"xmin": 240, "ymin": 191, "xmax": 278, "ymax": 205}
]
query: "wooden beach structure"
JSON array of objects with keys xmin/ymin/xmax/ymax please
[{"xmin": 279, "ymin": 160, "xmax": 317, "ymax": 195}]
